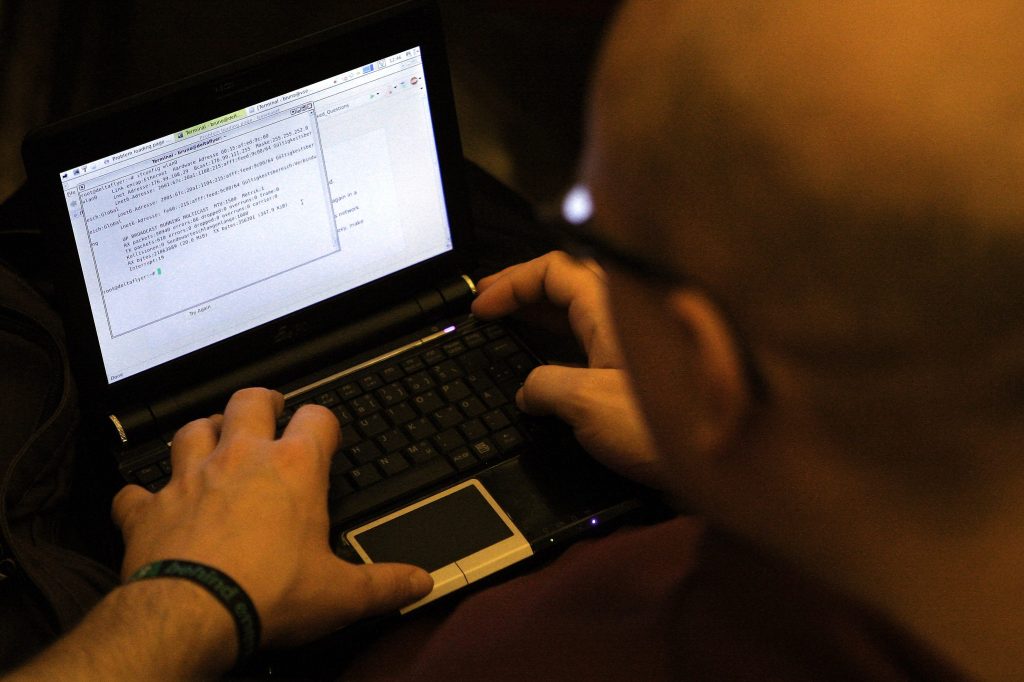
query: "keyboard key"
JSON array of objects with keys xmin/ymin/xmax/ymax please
[
  {"xmin": 485, "ymin": 338, "xmax": 519, "ymax": 360},
  {"xmin": 330, "ymin": 457, "xmax": 456, "ymax": 526},
  {"xmin": 442, "ymin": 340, "xmax": 467, "ymax": 357},
  {"xmin": 459, "ymin": 419, "xmax": 487, "ymax": 441},
  {"xmin": 494, "ymin": 427, "xmax": 525, "ymax": 452},
  {"xmin": 314, "ymin": 390, "xmax": 340, "ymax": 407},
  {"xmin": 331, "ymin": 404, "xmax": 354, "ymax": 425},
  {"xmin": 359, "ymin": 374, "xmax": 382, "ymax": 392},
  {"xmin": 498, "ymin": 381, "xmax": 524, "ymax": 402},
  {"xmin": 384, "ymin": 403, "xmax": 417, "ymax": 425},
  {"xmin": 328, "ymin": 475, "xmax": 354, "ymax": 502},
  {"xmin": 482, "ymin": 409, "xmax": 511, "ymax": 432},
  {"xmin": 340, "ymin": 424, "xmax": 362, "ymax": 448},
  {"xmin": 440, "ymin": 380, "xmax": 471, "ymax": 403},
  {"xmin": 413, "ymin": 390, "xmax": 444, "ymax": 414},
  {"xmin": 330, "ymin": 451, "xmax": 354, "ymax": 476},
  {"xmin": 401, "ymin": 356, "xmax": 425, "ymax": 373},
  {"xmin": 405, "ymin": 441, "xmax": 440, "ymax": 464},
  {"xmin": 349, "ymin": 463, "xmax": 382, "ymax": 489},
  {"xmin": 459, "ymin": 348, "xmax": 490, "ymax": 370},
  {"xmin": 376, "ymin": 429, "xmax": 409, "ymax": 454},
  {"xmin": 432, "ymin": 405, "xmax": 463, "ymax": 429},
  {"xmin": 457, "ymin": 396, "xmax": 487, "ymax": 418},
  {"xmin": 483, "ymin": 325, "xmax": 506, "ymax": 339},
  {"xmin": 380, "ymin": 365, "xmax": 404, "ymax": 383},
  {"xmin": 471, "ymin": 438, "xmax": 499, "ymax": 461},
  {"xmin": 159, "ymin": 459, "xmax": 173, "ymax": 475},
  {"xmin": 350, "ymin": 395, "xmax": 381, "ymax": 417},
  {"xmin": 463, "ymin": 330, "xmax": 486, "ymax": 348},
  {"xmin": 502, "ymin": 403, "xmax": 524, "ymax": 423},
  {"xmin": 404, "ymin": 371, "xmax": 435, "ymax": 394},
  {"xmin": 433, "ymin": 428, "xmax": 465, "ymax": 453},
  {"xmin": 423, "ymin": 348, "xmax": 446, "ymax": 365},
  {"xmin": 146, "ymin": 479, "xmax": 168, "ymax": 492},
  {"xmin": 404, "ymin": 416, "xmax": 437, "ymax": 441},
  {"xmin": 448, "ymin": 447, "xmax": 477, "ymax": 472},
  {"xmin": 356, "ymin": 414, "xmax": 389, "ymax": 438},
  {"xmin": 431, "ymin": 359, "xmax": 463, "ymax": 383},
  {"xmin": 376, "ymin": 383, "xmax": 409, "ymax": 406},
  {"xmin": 377, "ymin": 455, "xmax": 409, "ymax": 477},
  {"xmin": 479, "ymin": 387, "xmax": 507, "ymax": 409},
  {"xmin": 136, "ymin": 465, "xmax": 163, "ymax": 485},
  {"xmin": 349, "ymin": 441, "xmax": 383, "ymax": 465},
  {"xmin": 489, "ymin": 362, "xmax": 514, "ymax": 384},
  {"xmin": 507, "ymin": 352, "xmax": 536, "ymax": 379},
  {"xmin": 464, "ymin": 370, "xmax": 495, "ymax": 390},
  {"xmin": 339, "ymin": 383, "xmax": 362, "ymax": 400}
]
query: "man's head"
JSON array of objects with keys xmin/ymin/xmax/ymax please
[{"xmin": 582, "ymin": 0, "xmax": 1024, "ymax": 597}]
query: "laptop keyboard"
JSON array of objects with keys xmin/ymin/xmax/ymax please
[{"xmin": 128, "ymin": 322, "xmax": 538, "ymax": 528}]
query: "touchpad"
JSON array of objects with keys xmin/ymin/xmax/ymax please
[{"xmin": 345, "ymin": 479, "xmax": 532, "ymax": 612}]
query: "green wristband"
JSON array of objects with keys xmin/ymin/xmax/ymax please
[{"xmin": 127, "ymin": 559, "xmax": 261, "ymax": 665}]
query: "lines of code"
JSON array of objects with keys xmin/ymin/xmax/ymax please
[{"xmin": 79, "ymin": 111, "xmax": 338, "ymax": 338}]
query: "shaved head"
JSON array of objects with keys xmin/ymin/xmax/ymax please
[{"xmin": 585, "ymin": 1, "xmax": 1024, "ymax": 494}]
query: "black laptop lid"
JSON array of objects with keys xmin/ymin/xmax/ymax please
[{"xmin": 22, "ymin": 1, "xmax": 473, "ymax": 414}]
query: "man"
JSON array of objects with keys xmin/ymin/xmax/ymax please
[{"xmin": 7, "ymin": 0, "xmax": 1024, "ymax": 678}]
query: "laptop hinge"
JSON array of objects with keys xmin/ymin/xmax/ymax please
[{"xmin": 109, "ymin": 275, "xmax": 476, "ymax": 449}]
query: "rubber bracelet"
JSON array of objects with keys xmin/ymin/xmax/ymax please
[{"xmin": 127, "ymin": 559, "xmax": 261, "ymax": 665}]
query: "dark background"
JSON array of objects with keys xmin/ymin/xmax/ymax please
[{"xmin": 0, "ymin": 0, "xmax": 620, "ymax": 210}]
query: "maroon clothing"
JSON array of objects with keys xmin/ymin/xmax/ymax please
[{"xmin": 342, "ymin": 517, "xmax": 965, "ymax": 680}]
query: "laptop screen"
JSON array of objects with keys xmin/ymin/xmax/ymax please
[{"xmin": 57, "ymin": 46, "xmax": 452, "ymax": 384}]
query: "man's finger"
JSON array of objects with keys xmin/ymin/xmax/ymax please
[
  {"xmin": 472, "ymin": 252, "xmax": 621, "ymax": 365},
  {"xmin": 169, "ymin": 414, "xmax": 222, "ymax": 475},
  {"xmin": 474, "ymin": 262, "xmax": 518, "ymax": 293},
  {"xmin": 516, "ymin": 364, "xmax": 590, "ymax": 424},
  {"xmin": 111, "ymin": 484, "xmax": 151, "ymax": 531},
  {"xmin": 472, "ymin": 251, "xmax": 593, "ymax": 319},
  {"xmin": 220, "ymin": 387, "xmax": 283, "ymax": 442},
  {"xmin": 280, "ymin": 403, "xmax": 340, "ymax": 466}
]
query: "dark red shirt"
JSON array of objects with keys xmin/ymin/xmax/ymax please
[{"xmin": 341, "ymin": 517, "xmax": 966, "ymax": 680}]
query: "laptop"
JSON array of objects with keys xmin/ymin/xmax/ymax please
[{"xmin": 21, "ymin": 0, "xmax": 641, "ymax": 611}]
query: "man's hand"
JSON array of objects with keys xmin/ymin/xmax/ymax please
[
  {"xmin": 112, "ymin": 387, "xmax": 433, "ymax": 647},
  {"xmin": 471, "ymin": 252, "xmax": 661, "ymax": 488}
]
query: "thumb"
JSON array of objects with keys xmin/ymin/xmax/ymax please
[
  {"xmin": 255, "ymin": 558, "xmax": 432, "ymax": 645},
  {"xmin": 517, "ymin": 365, "xmax": 663, "ymax": 488},
  {"xmin": 323, "ymin": 560, "xmax": 433, "ymax": 624},
  {"xmin": 269, "ymin": 559, "xmax": 433, "ymax": 644},
  {"xmin": 516, "ymin": 364, "xmax": 591, "ymax": 425}
]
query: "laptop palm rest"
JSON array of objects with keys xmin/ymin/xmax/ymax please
[{"xmin": 345, "ymin": 479, "xmax": 532, "ymax": 613}]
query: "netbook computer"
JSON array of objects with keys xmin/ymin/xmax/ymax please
[{"xmin": 21, "ymin": 0, "xmax": 641, "ymax": 611}]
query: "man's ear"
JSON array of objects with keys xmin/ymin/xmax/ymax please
[{"xmin": 663, "ymin": 288, "xmax": 753, "ymax": 457}]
